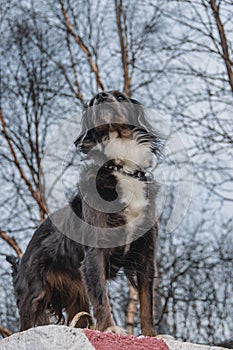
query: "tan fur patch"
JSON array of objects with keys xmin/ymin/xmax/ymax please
[{"xmin": 46, "ymin": 270, "xmax": 86, "ymax": 306}]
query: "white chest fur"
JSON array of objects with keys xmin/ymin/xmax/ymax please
[
  {"xmin": 104, "ymin": 136, "xmax": 152, "ymax": 170},
  {"xmin": 115, "ymin": 172, "xmax": 148, "ymax": 224},
  {"xmin": 104, "ymin": 136, "xmax": 151, "ymax": 244}
]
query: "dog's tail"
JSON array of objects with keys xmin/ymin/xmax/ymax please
[{"xmin": 6, "ymin": 255, "xmax": 20, "ymax": 278}]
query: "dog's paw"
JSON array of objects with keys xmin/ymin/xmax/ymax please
[{"xmin": 105, "ymin": 326, "xmax": 127, "ymax": 335}]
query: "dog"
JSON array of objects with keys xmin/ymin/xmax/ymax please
[{"xmin": 8, "ymin": 90, "xmax": 162, "ymax": 336}]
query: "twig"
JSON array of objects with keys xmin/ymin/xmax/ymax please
[
  {"xmin": 0, "ymin": 229, "xmax": 22, "ymax": 258},
  {"xmin": 210, "ymin": 0, "xmax": 233, "ymax": 92},
  {"xmin": 0, "ymin": 110, "xmax": 48, "ymax": 217},
  {"xmin": 58, "ymin": 0, "xmax": 105, "ymax": 91},
  {"xmin": 0, "ymin": 325, "xmax": 12, "ymax": 337}
]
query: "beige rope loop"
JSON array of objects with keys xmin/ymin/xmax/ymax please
[{"xmin": 70, "ymin": 311, "xmax": 95, "ymax": 329}]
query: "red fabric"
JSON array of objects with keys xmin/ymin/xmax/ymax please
[{"xmin": 84, "ymin": 329, "xmax": 169, "ymax": 350}]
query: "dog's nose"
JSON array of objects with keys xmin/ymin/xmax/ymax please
[{"xmin": 95, "ymin": 92, "xmax": 109, "ymax": 103}]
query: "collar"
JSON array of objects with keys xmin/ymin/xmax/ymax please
[{"xmin": 103, "ymin": 161, "xmax": 154, "ymax": 183}]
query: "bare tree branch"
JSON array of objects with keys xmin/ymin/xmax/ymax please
[
  {"xmin": 58, "ymin": 0, "xmax": 105, "ymax": 92},
  {"xmin": 115, "ymin": 0, "xmax": 131, "ymax": 96},
  {"xmin": 0, "ymin": 110, "xmax": 48, "ymax": 219},
  {"xmin": 0, "ymin": 229, "xmax": 22, "ymax": 259},
  {"xmin": 0, "ymin": 324, "xmax": 12, "ymax": 337},
  {"xmin": 210, "ymin": 0, "xmax": 233, "ymax": 92},
  {"xmin": 66, "ymin": 33, "xmax": 84, "ymax": 103}
]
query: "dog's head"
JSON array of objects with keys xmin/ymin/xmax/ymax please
[{"xmin": 75, "ymin": 91, "xmax": 162, "ymax": 167}]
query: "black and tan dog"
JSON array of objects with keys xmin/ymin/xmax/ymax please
[{"xmin": 8, "ymin": 91, "xmax": 162, "ymax": 336}]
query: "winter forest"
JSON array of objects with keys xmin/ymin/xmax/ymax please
[{"xmin": 0, "ymin": 0, "xmax": 232, "ymax": 346}]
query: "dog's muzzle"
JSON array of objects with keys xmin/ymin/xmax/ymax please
[{"xmin": 93, "ymin": 92, "xmax": 114, "ymax": 105}]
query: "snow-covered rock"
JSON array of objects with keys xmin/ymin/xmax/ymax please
[
  {"xmin": 0, "ymin": 325, "xmax": 94, "ymax": 350},
  {"xmin": 0, "ymin": 325, "xmax": 227, "ymax": 350}
]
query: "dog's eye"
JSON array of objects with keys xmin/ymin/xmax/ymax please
[{"xmin": 117, "ymin": 96, "xmax": 125, "ymax": 102}]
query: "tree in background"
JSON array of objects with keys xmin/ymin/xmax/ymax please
[{"xmin": 0, "ymin": 0, "xmax": 232, "ymax": 345}]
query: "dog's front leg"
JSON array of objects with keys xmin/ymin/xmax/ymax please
[
  {"xmin": 137, "ymin": 261, "xmax": 156, "ymax": 336},
  {"xmin": 82, "ymin": 248, "xmax": 114, "ymax": 331},
  {"xmin": 137, "ymin": 237, "xmax": 156, "ymax": 337}
]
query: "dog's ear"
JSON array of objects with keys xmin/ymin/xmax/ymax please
[
  {"xmin": 74, "ymin": 133, "xmax": 86, "ymax": 148},
  {"xmin": 129, "ymin": 97, "xmax": 164, "ymax": 156},
  {"xmin": 74, "ymin": 108, "xmax": 94, "ymax": 153},
  {"xmin": 151, "ymin": 132, "xmax": 164, "ymax": 157},
  {"xmin": 74, "ymin": 126, "xmax": 108, "ymax": 154},
  {"xmin": 133, "ymin": 104, "xmax": 164, "ymax": 158},
  {"xmin": 129, "ymin": 98, "xmax": 148, "ymax": 130},
  {"xmin": 74, "ymin": 130, "xmax": 95, "ymax": 154},
  {"xmin": 130, "ymin": 98, "xmax": 141, "ymax": 105}
]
